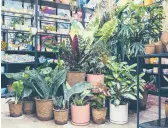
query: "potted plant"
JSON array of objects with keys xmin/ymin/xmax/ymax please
[
  {"xmin": 24, "ymin": 66, "xmax": 67, "ymax": 121},
  {"xmin": 6, "ymin": 67, "xmax": 36, "ymax": 115},
  {"xmin": 91, "ymin": 86, "xmax": 110, "ymax": 124},
  {"xmin": 85, "ymin": 53, "xmax": 105, "ymax": 91},
  {"xmin": 104, "ymin": 56, "xmax": 145, "ymax": 124},
  {"xmin": 7, "ymin": 80, "xmax": 24, "ymax": 117},
  {"xmin": 63, "ymin": 81, "xmax": 93, "ymax": 126},
  {"xmin": 144, "ymin": 39, "xmax": 156, "ymax": 55},
  {"xmin": 53, "ymin": 96, "xmax": 68, "ymax": 125}
]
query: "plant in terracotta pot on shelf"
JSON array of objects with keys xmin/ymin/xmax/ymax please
[
  {"xmin": 91, "ymin": 86, "xmax": 110, "ymax": 124},
  {"xmin": 24, "ymin": 66, "xmax": 67, "ymax": 121},
  {"xmin": 104, "ymin": 56, "xmax": 145, "ymax": 124},
  {"xmin": 63, "ymin": 81, "xmax": 93, "ymax": 126},
  {"xmin": 6, "ymin": 80, "xmax": 24, "ymax": 117}
]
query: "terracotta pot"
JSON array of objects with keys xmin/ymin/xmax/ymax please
[
  {"xmin": 155, "ymin": 43, "xmax": 163, "ymax": 54},
  {"xmin": 35, "ymin": 99, "xmax": 53, "ymax": 121},
  {"xmin": 92, "ymin": 107, "xmax": 107, "ymax": 124},
  {"xmin": 8, "ymin": 101, "xmax": 23, "ymax": 117},
  {"xmin": 53, "ymin": 109, "xmax": 68, "ymax": 125},
  {"xmin": 165, "ymin": 100, "xmax": 168, "ymax": 118},
  {"xmin": 140, "ymin": 90, "xmax": 148, "ymax": 110},
  {"xmin": 110, "ymin": 102, "xmax": 128, "ymax": 124},
  {"xmin": 161, "ymin": 31, "xmax": 168, "ymax": 44},
  {"xmin": 71, "ymin": 103, "xmax": 90, "ymax": 125},
  {"xmin": 144, "ymin": 0, "xmax": 153, "ymax": 6},
  {"xmin": 144, "ymin": 44, "xmax": 155, "ymax": 54},
  {"xmin": 7, "ymin": 85, "xmax": 14, "ymax": 92},
  {"xmin": 67, "ymin": 72, "xmax": 86, "ymax": 87},
  {"xmin": 87, "ymin": 74, "xmax": 104, "ymax": 88},
  {"xmin": 23, "ymin": 100, "xmax": 35, "ymax": 114}
]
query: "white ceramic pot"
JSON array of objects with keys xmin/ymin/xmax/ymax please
[{"xmin": 110, "ymin": 102, "xmax": 128, "ymax": 124}]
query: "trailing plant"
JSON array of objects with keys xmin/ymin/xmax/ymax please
[{"xmin": 103, "ymin": 56, "xmax": 145, "ymax": 106}]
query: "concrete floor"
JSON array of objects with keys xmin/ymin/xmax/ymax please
[{"xmin": 1, "ymin": 95, "xmax": 167, "ymax": 128}]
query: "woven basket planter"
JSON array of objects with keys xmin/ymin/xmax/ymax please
[
  {"xmin": 8, "ymin": 101, "xmax": 23, "ymax": 117},
  {"xmin": 144, "ymin": 44, "xmax": 155, "ymax": 54},
  {"xmin": 67, "ymin": 72, "xmax": 86, "ymax": 86},
  {"xmin": 92, "ymin": 107, "xmax": 107, "ymax": 124},
  {"xmin": 35, "ymin": 99, "xmax": 53, "ymax": 121},
  {"xmin": 23, "ymin": 100, "xmax": 35, "ymax": 114},
  {"xmin": 53, "ymin": 109, "xmax": 68, "ymax": 125}
]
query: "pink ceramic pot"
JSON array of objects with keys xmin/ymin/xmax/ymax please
[
  {"xmin": 71, "ymin": 103, "xmax": 90, "ymax": 126},
  {"xmin": 87, "ymin": 74, "xmax": 104, "ymax": 87}
]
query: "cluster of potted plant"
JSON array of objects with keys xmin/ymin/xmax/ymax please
[{"xmin": 5, "ymin": 53, "xmax": 146, "ymax": 125}]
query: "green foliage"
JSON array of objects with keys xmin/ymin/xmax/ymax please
[
  {"xmin": 12, "ymin": 80, "xmax": 24, "ymax": 104},
  {"xmin": 6, "ymin": 66, "xmax": 67, "ymax": 101},
  {"xmin": 91, "ymin": 93, "xmax": 105, "ymax": 109},
  {"xmin": 25, "ymin": 66, "xmax": 67, "ymax": 100},
  {"xmin": 63, "ymin": 82, "xmax": 93, "ymax": 106},
  {"xmin": 53, "ymin": 96, "xmax": 66, "ymax": 110},
  {"xmin": 104, "ymin": 56, "xmax": 145, "ymax": 106},
  {"xmin": 109, "ymin": 1, "xmax": 163, "ymax": 60}
]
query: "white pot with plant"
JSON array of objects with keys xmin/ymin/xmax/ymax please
[{"xmin": 104, "ymin": 56, "xmax": 145, "ymax": 124}]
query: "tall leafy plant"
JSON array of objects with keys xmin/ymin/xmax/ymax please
[{"xmin": 103, "ymin": 56, "xmax": 145, "ymax": 105}]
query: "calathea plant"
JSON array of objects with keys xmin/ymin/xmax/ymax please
[{"xmin": 104, "ymin": 56, "xmax": 145, "ymax": 106}]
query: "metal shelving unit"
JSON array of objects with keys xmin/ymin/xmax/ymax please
[
  {"xmin": 137, "ymin": 53, "xmax": 168, "ymax": 128},
  {"xmin": 1, "ymin": 0, "xmax": 94, "ymax": 87}
]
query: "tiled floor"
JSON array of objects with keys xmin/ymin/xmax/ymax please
[{"xmin": 1, "ymin": 95, "xmax": 167, "ymax": 128}]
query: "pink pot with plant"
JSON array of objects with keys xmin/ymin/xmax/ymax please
[{"xmin": 71, "ymin": 103, "xmax": 90, "ymax": 125}]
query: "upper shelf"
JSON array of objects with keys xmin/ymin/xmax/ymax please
[
  {"xmin": 1, "ymin": 9, "xmax": 34, "ymax": 17},
  {"xmin": 39, "ymin": 0, "xmax": 94, "ymax": 13}
]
